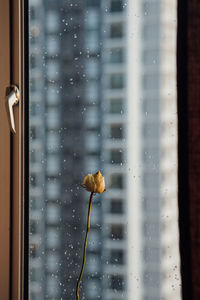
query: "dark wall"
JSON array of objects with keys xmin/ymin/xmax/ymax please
[{"xmin": 178, "ymin": 1, "xmax": 200, "ymax": 300}]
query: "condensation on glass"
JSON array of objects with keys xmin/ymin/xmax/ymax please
[{"xmin": 29, "ymin": 0, "xmax": 181, "ymax": 300}]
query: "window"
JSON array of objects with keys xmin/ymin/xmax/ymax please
[
  {"xmin": 30, "ymin": 126, "xmax": 36, "ymax": 139},
  {"xmin": 46, "ymin": 11, "xmax": 59, "ymax": 33},
  {"xmin": 109, "ymin": 48, "xmax": 124, "ymax": 63},
  {"xmin": 110, "ymin": 174, "xmax": 123, "ymax": 189},
  {"xmin": 143, "ymin": 24, "xmax": 159, "ymax": 40},
  {"xmin": 143, "ymin": 123, "xmax": 159, "ymax": 139},
  {"xmin": 110, "ymin": 249, "xmax": 124, "ymax": 264},
  {"xmin": 110, "ymin": 0, "xmax": 123, "ymax": 12},
  {"xmin": 142, "ymin": 49, "xmax": 159, "ymax": 65},
  {"xmin": 143, "ymin": 247, "xmax": 160, "ymax": 263},
  {"xmin": 143, "ymin": 74, "xmax": 160, "ymax": 90},
  {"xmin": 143, "ymin": 271, "xmax": 160, "ymax": 287},
  {"xmin": 143, "ymin": 172, "xmax": 159, "ymax": 188},
  {"xmin": 46, "ymin": 204, "xmax": 60, "ymax": 224},
  {"xmin": 142, "ymin": 99, "xmax": 159, "ymax": 115},
  {"xmin": 110, "ymin": 224, "xmax": 124, "ymax": 240},
  {"xmin": 47, "ymin": 254, "xmax": 59, "ymax": 272},
  {"xmin": 110, "ymin": 124, "xmax": 123, "ymax": 139},
  {"xmin": 46, "ymin": 229, "xmax": 60, "ymax": 249},
  {"xmin": 110, "ymin": 199, "xmax": 123, "ymax": 214},
  {"xmin": 110, "ymin": 73, "xmax": 124, "ymax": 89},
  {"xmin": 110, "ymin": 23, "xmax": 123, "ymax": 38},
  {"xmin": 110, "ymin": 149, "xmax": 123, "ymax": 164},
  {"xmin": 143, "ymin": 221, "xmax": 160, "ymax": 238},
  {"xmin": 0, "ymin": 1, "xmax": 183, "ymax": 300},
  {"xmin": 110, "ymin": 98, "xmax": 123, "ymax": 114},
  {"xmin": 110, "ymin": 275, "xmax": 125, "ymax": 291},
  {"xmin": 142, "ymin": 2, "xmax": 159, "ymax": 16},
  {"xmin": 86, "ymin": 9, "xmax": 99, "ymax": 30}
]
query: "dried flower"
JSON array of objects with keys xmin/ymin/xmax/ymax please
[
  {"xmin": 82, "ymin": 170, "xmax": 106, "ymax": 194},
  {"xmin": 76, "ymin": 171, "xmax": 106, "ymax": 300}
]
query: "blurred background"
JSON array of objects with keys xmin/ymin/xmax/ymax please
[{"xmin": 29, "ymin": 0, "xmax": 181, "ymax": 299}]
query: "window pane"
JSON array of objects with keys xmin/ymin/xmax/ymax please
[
  {"xmin": 110, "ymin": 23, "xmax": 123, "ymax": 38},
  {"xmin": 29, "ymin": 1, "xmax": 181, "ymax": 300},
  {"xmin": 110, "ymin": 98, "xmax": 124, "ymax": 114},
  {"xmin": 109, "ymin": 48, "xmax": 124, "ymax": 63},
  {"xmin": 110, "ymin": 0, "xmax": 123, "ymax": 12},
  {"xmin": 110, "ymin": 73, "xmax": 124, "ymax": 89},
  {"xmin": 110, "ymin": 199, "xmax": 123, "ymax": 214}
]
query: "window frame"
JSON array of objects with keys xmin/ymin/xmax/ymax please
[
  {"xmin": 0, "ymin": 0, "xmax": 29, "ymax": 299},
  {"xmin": 0, "ymin": 0, "xmax": 197, "ymax": 299}
]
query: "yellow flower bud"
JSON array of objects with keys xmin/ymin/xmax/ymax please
[{"xmin": 82, "ymin": 171, "xmax": 106, "ymax": 194}]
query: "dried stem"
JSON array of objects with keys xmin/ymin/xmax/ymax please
[{"xmin": 76, "ymin": 192, "xmax": 94, "ymax": 300}]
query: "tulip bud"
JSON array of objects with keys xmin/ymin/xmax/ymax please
[{"xmin": 82, "ymin": 171, "xmax": 106, "ymax": 194}]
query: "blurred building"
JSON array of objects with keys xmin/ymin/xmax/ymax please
[
  {"xmin": 29, "ymin": 1, "xmax": 181, "ymax": 300},
  {"xmin": 29, "ymin": 0, "xmax": 46, "ymax": 298},
  {"xmin": 127, "ymin": 0, "xmax": 181, "ymax": 300}
]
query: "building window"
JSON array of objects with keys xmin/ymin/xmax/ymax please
[
  {"xmin": 30, "ymin": 55, "xmax": 36, "ymax": 69},
  {"xmin": 30, "ymin": 220, "xmax": 38, "ymax": 235},
  {"xmin": 30, "ymin": 174, "xmax": 37, "ymax": 187},
  {"xmin": 110, "ymin": 224, "xmax": 124, "ymax": 240},
  {"xmin": 142, "ymin": 123, "xmax": 159, "ymax": 138},
  {"xmin": 110, "ymin": 73, "xmax": 124, "ymax": 89},
  {"xmin": 142, "ymin": 99, "xmax": 158, "ymax": 115},
  {"xmin": 86, "ymin": 8, "xmax": 99, "ymax": 29},
  {"xmin": 110, "ymin": 199, "xmax": 123, "ymax": 214},
  {"xmin": 30, "ymin": 78, "xmax": 36, "ymax": 92},
  {"xmin": 110, "ymin": 0, "xmax": 123, "ymax": 12},
  {"xmin": 86, "ymin": 279, "xmax": 101, "ymax": 298},
  {"xmin": 143, "ymin": 247, "xmax": 160, "ymax": 263},
  {"xmin": 110, "ymin": 249, "xmax": 124, "ymax": 264},
  {"xmin": 142, "ymin": 49, "xmax": 159, "ymax": 65},
  {"xmin": 47, "ymin": 254, "xmax": 59, "ymax": 272},
  {"xmin": 30, "ymin": 6, "xmax": 36, "ymax": 20},
  {"xmin": 46, "ymin": 11, "xmax": 59, "ymax": 33},
  {"xmin": 47, "ymin": 276, "xmax": 60, "ymax": 297},
  {"xmin": 30, "ymin": 126, "xmax": 36, "ymax": 139},
  {"xmin": 110, "ymin": 149, "xmax": 123, "ymax": 164},
  {"xmin": 142, "ymin": 74, "xmax": 159, "ymax": 90},
  {"xmin": 110, "ymin": 98, "xmax": 123, "ymax": 114},
  {"xmin": 46, "ymin": 229, "xmax": 60, "ymax": 249},
  {"xmin": 142, "ymin": 2, "xmax": 159, "ymax": 16},
  {"xmin": 30, "ymin": 243, "xmax": 38, "ymax": 259},
  {"xmin": 143, "ymin": 221, "xmax": 160, "ymax": 238},
  {"xmin": 142, "ymin": 197, "xmax": 160, "ymax": 213},
  {"xmin": 110, "ymin": 23, "xmax": 123, "ymax": 38},
  {"xmin": 46, "ymin": 181, "xmax": 60, "ymax": 200},
  {"xmin": 143, "ymin": 172, "xmax": 159, "ymax": 188},
  {"xmin": 47, "ymin": 153, "xmax": 60, "ymax": 175},
  {"xmin": 109, "ymin": 48, "xmax": 123, "ymax": 63},
  {"xmin": 110, "ymin": 275, "xmax": 125, "ymax": 291},
  {"xmin": 143, "ymin": 24, "xmax": 159, "ymax": 40},
  {"xmin": 110, "ymin": 124, "xmax": 123, "ymax": 139},
  {"xmin": 46, "ymin": 204, "xmax": 60, "ymax": 224},
  {"xmin": 143, "ymin": 271, "xmax": 160, "ymax": 287},
  {"xmin": 110, "ymin": 173, "xmax": 123, "ymax": 189}
]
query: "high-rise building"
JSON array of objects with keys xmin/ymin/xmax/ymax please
[
  {"xmin": 101, "ymin": 1, "xmax": 128, "ymax": 299},
  {"xmin": 29, "ymin": 0, "xmax": 46, "ymax": 299},
  {"xmin": 127, "ymin": 0, "xmax": 181, "ymax": 300}
]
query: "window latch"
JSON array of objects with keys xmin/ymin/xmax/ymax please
[{"xmin": 6, "ymin": 85, "xmax": 20, "ymax": 134}]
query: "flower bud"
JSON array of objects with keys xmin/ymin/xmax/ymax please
[{"xmin": 82, "ymin": 171, "xmax": 106, "ymax": 194}]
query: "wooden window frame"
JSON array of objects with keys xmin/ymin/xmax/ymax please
[{"xmin": 0, "ymin": 0, "xmax": 29, "ymax": 299}]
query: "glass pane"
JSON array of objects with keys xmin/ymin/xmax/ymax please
[{"xmin": 29, "ymin": 1, "xmax": 181, "ymax": 300}]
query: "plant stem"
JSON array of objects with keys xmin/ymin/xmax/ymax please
[{"xmin": 76, "ymin": 192, "xmax": 94, "ymax": 300}]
